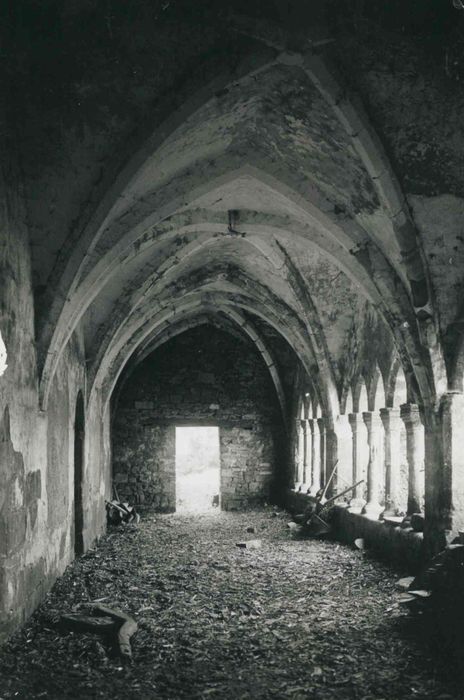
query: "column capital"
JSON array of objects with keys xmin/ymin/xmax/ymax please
[
  {"xmin": 348, "ymin": 413, "xmax": 364, "ymax": 431},
  {"xmin": 400, "ymin": 403, "xmax": 422, "ymax": 427},
  {"xmin": 335, "ymin": 413, "xmax": 352, "ymax": 437},
  {"xmin": 362, "ymin": 411, "xmax": 382, "ymax": 430},
  {"xmin": 440, "ymin": 391, "xmax": 464, "ymax": 410},
  {"xmin": 337, "ymin": 413, "xmax": 350, "ymax": 423},
  {"xmin": 380, "ymin": 407, "xmax": 401, "ymax": 430},
  {"xmin": 317, "ymin": 417, "xmax": 326, "ymax": 432}
]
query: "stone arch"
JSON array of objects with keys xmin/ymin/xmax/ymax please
[
  {"xmin": 390, "ymin": 362, "xmax": 409, "ymax": 408},
  {"xmin": 36, "ymin": 55, "xmax": 443, "ymax": 414},
  {"xmin": 345, "ymin": 387, "xmax": 354, "ymax": 415},
  {"xmin": 37, "ymin": 46, "xmax": 280, "ymax": 344},
  {"xmin": 122, "ymin": 308, "xmax": 288, "ymax": 429},
  {"xmin": 37, "ymin": 161, "xmax": 391, "ymax": 409},
  {"xmin": 340, "ymin": 384, "xmax": 354, "ymax": 415},
  {"xmin": 370, "ymin": 368, "xmax": 386, "ymax": 411},
  {"xmin": 95, "ymin": 289, "xmax": 338, "ymax": 438},
  {"xmin": 353, "ymin": 378, "xmax": 369, "ymax": 414}
]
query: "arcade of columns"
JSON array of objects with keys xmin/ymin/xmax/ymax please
[{"xmin": 294, "ymin": 379, "xmax": 426, "ymax": 524}]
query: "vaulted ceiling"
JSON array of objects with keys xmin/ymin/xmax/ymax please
[{"xmin": 8, "ymin": 0, "xmax": 463, "ymax": 415}]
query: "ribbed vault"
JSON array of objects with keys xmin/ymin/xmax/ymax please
[{"xmin": 33, "ymin": 32, "xmax": 444, "ymax": 417}]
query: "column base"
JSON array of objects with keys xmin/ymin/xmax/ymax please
[
  {"xmin": 362, "ymin": 501, "xmax": 384, "ymax": 520},
  {"xmin": 382, "ymin": 506, "xmax": 403, "ymax": 518},
  {"xmin": 348, "ymin": 497, "xmax": 366, "ymax": 514}
]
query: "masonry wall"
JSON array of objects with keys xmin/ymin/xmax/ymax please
[
  {"xmin": 0, "ymin": 162, "xmax": 109, "ymax": 643},
  {"xmin": 111, "ymin": 326, "xmax": 285, "ymax": 511}
]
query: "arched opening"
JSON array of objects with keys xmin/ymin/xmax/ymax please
[
  {"xmin": 73, "ymin": 391, "xmax": 85, "ymax": 557},
  {"xmin": 372, "ymin": 370, "xmax": 386, "ymax": 507},
  {"xmin": 111, "ymin": 324, "xmax": 288, "ymax": 512},
  {"xmin": 344, "ymin": 388, "xmax": 354, "ymax": 416},
  {"xmin": 349, "ymin": 380, "xmax": 370, "ymax": 508},
  {"xmin": 392, "ymin": 365, "xmax": 409, "ymax": 514},
  {"xmin": 296, "ymin": 401, "xmax": 306, "ymax": 488}
]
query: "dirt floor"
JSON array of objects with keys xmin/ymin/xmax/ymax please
[{"xmin": 0, "ymin": 509, "xmax": 461, "ymax": 699}]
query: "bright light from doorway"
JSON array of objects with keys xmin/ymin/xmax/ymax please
[{"xmin": 175, "ymin": 426, "xmax": 220, "ymax": 512}]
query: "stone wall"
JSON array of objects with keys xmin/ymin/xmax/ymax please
[
  {"xmin": 112, "ymin": 325, "xmax": 285, "ymax": 511},
  {"xmin": 0, "ymin": 161, "xmax": 109, "ymax": 643}
]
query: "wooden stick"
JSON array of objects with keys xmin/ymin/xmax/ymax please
[
  {"xmin": 320, "ymin": 479, "xmax": 364, "ymax": 509},
  {"xmin": 105, "ymin": 499, "xmax": 129, "ymax": 516},
  {"xmin": 59, "ymin": 614, "xmax": 117, "ymax": 635},
  {"xmin": 321, "ymin": 461, "xmax": 338, "ymax": 501},
  {"xmin": 94, "ymin": 605, "xmax": 138, "ymax": 660}
]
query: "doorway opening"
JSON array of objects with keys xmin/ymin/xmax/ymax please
[
  {"xmin": 74, "ymin": 391, "xmax": 85, "ymax": 556},
  {"xmin": 175, "ymin": 426, "xmax": 220, "ymax": 512}
]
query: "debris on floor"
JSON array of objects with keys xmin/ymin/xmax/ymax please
[
  {"xmin": 396, "ymin": 576, "xmax": 415, "ymax": 591},
  {"xmin": 290, "ymin": 469, "xmax": 363, "ymax": 540},
  {"xmin": 235, "ymin": 539, "xmax": 262, "ymax": 549},
  {"xmin": 105, "ymin": 499, "xmax": 140, "ymax": 525},
  {"xmin": 59, "ymin": 605, "xmax": 138, "ymax": 660},
  {"xmin": 0, "ymin": 509, "xmax": 461, "ymax": 699}
]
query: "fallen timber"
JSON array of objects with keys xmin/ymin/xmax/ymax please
[{"xmin": 59, "ymin": 605, "xmax": 138, "ymax": 661}]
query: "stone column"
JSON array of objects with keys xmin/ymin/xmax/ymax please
[
  {"xmin": 400, "ymin": 403, "xmax": 425, "ymax": 515},
  {"xmin": 362, "ymin": 411, "xmax": 384, "ymax": 519},
  {"xmin": 380, "ymin": 407, "xmax": 403, "ymax": 516},
  {"xmin": 303, "ymin": 419, "xmax": 312, "ymax": 492},
  {"xmin": 309, "ymin": 419, "xmax": 321, "ymax": 494},
  {"xmin": 302, "ymin": 420, "xmax": 308, "ymax": 485},
  {"xmin": 296, "ymin": 419, "xmax": 304, "ymax": 488},
  {"xmin": 441, "ymin": 392, "xmax": 464, "ymax": 534},
  {"xmin": 334, "ymin": 414, "xmax": 353, "ymax": 495},
  {"xmin": 317, "ymin": 417, "xmax": 326, "ymax": 490},
  {"xmin": 348, "ymin": 413, "xmax": 367, "ymax": 511}
]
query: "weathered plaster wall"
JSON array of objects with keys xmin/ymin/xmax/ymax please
[
  {"xmin": 408, "ymin": 194, "xmax": 464, "ymax": 380},
  {"xmin": 334, "ymin": 302, "xmax": 396, "ymax": 405},
  {"xmin": 44, "ymin": 330, "xmax": 110, "ymax": 575},
  {"xmin": 0, "ymin": 161, "xmax": 47, "ymax": 641},
  {"xmin": 112, "ymin": 325, "xmax": 285, "ymax": 510},
  {"xmin": 0, "ymin": 163, "xmax": 109, "ymax": 642}
]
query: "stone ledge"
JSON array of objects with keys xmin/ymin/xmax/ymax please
[
  {"xmin": 330, "ymin": 506, "xmax": 425, "ymax": 572},
  {"xmin": 285, "ymin": 490, "xmax": 425, "ymax": 572}
]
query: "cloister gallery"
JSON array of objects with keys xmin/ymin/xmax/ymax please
[{"xmin": 1, "ymin": 1, "xmax": 464, "ymax": 685}]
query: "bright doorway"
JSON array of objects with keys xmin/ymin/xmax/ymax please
[{"xmin": 175, "ymin": 426, "xmax": 220, "ymax": 512}]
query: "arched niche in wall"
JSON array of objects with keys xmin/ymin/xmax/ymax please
[{"xmin": 74, "ymin": 391, "xmax": 85, "ymax": 557}]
